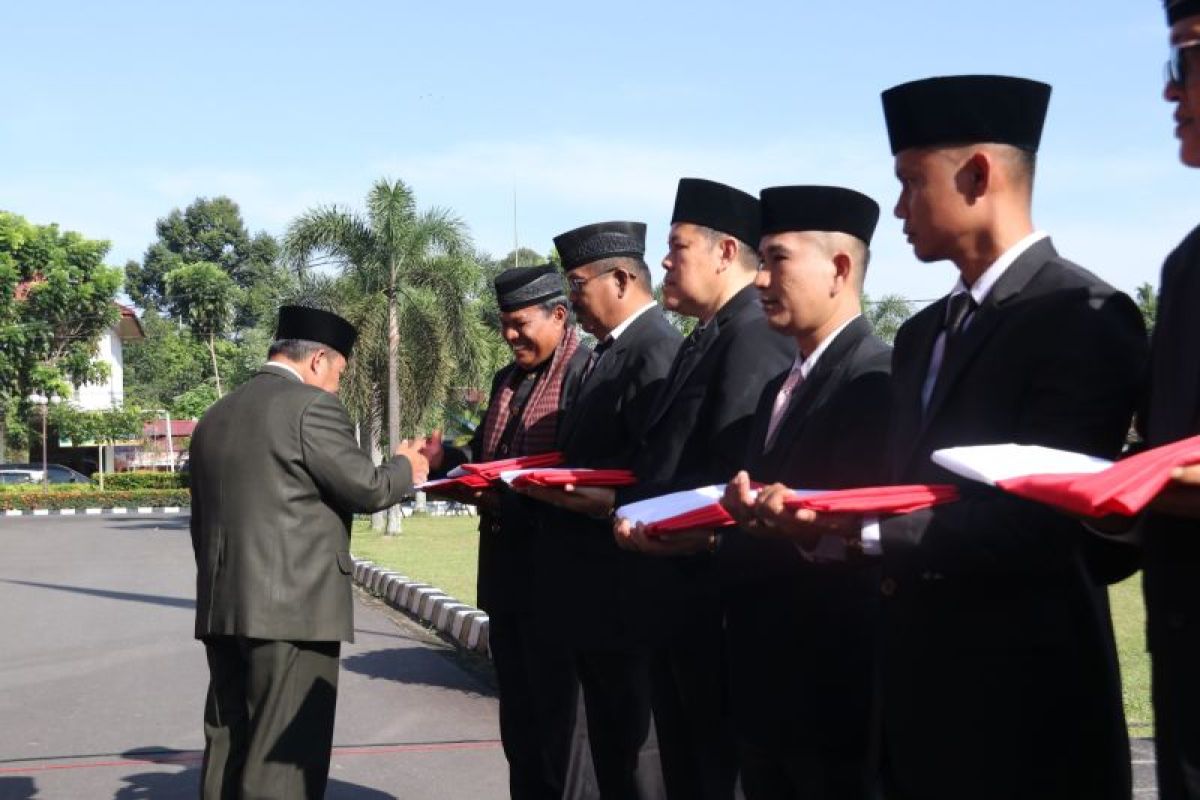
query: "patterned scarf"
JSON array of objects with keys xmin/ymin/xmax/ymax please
[{"xmin": 481, "ymin": 326, "xmax": 581, "ymax": 461}]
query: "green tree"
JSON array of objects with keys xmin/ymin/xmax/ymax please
[
  {"xmin": 166, "ymin": 262, "xmax": 236, "ymax": 396},
  {"xmin": 494, "ymin": 247, "xmax": 547, "ymax": 272},
  {"xmin": 284, "ymin": 179, "xmax": 496, "ymax": 532},
  {"xmin": 863, "ymin": 293, "xmax": 914, "ymax": 345},
  {"xmin": 123, "ymin": 308, "xmax": 206, "ymax": 410},
  {"xmin": 1135, "ymin": 282, "xmax": 1157, "ymax": 334},
  {"xmin": 123, "ymin": 305, "xmax": 268, "ymax": 419},
  {"xmin": 171, "ymin": 384, "xmax": 221, "ymax": 419},
  {"xmin": 0, "ymin": 211, "xmax": 122, "ymax": 461},
  {"xmin": 52, "ymin": 403, "xmax": 148, "ymax": 489},
  {"xmin": 126, "ymin": 196, "xmax": 291, "ymax": 329}
]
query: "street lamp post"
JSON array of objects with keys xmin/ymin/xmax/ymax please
[
  {"xmin": 156, "ymin": 409, "xmax": 175, "ymax": 472},
  {"xmin": 28, "ymin": 393, "xmax": 58, "ymax": 488}
]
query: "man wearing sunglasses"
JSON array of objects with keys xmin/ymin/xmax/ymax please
[{"xmin": 1136, "ymin": 3, "xmax": 1200, "ymax": 797}]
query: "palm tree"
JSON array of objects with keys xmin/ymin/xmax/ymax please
[
  {"xmin": 283, "ymin": 179, "xmax": 498, "ymax": 532},
  {"xmin": 863, "ymin": 293, "xmax": 914, "ymax": 345},
  {"xmin": 1134, "ymin": 282, "xmax": 1157, "ymax": 334}
]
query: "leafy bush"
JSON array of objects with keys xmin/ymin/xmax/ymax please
[
  {"xmin": 0, "ymin": 489, "xmax": 190, "ymax": 511},
  {"xmin": 0, "ymin": 483, "xmax": 94, "ymax": 495},
  {"xmin": 90, "ymin": 471, "xmax": 188, "ymax": 490}
]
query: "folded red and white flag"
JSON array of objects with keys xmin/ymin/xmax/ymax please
[
  {"xmin": 783, "ymin": 484, "xmax": 960, "ymax": 515},
  {"xmin": 932, "ymin": 435, "xmax": 1200, "ymax": 516},
  {"xmin": 616, "ymin": 482, "xmax": 958, "ymax": 536},
  {"xmin": 616, "ymin": 485, "xmax": 738, "ymax": 535},
  {"xmin": 416, "ymin": 452, "xmax": 567, "ymax": 495},
  {"xmin": 457, "ymin": 451, "xmax": 565, "ymax": 480},
  {"xmin": 499, "ymin": 468, "xmax": 637, "ymax": 489},
  {"xmin": 416, "ymin": 474, "xmax": 492, "ymax": 494}
]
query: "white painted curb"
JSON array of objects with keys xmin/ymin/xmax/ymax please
[
  {"xmin": 350, "ymin": 559, "xmax": 489, "ymax": 656},
  {"xmin": 0, "ymin": 507, "xmax": 190, "ymax": 517}
]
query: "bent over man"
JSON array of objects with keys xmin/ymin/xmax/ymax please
[{"xmin": 190, "ymin": 305, "xmax": 427, "ymax": 799}]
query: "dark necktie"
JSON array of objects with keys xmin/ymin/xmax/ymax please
[
  {"xmin": 580, "ymin": 338, "xmax": 612, "ymax": 385},
  {"xmin": 942, "ymin": 292, "xmax": 978, "ymax": 356}
]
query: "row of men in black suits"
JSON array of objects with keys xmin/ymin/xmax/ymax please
[
  {"xmin": 188, "ymin": 5, "xmax": 1200, "ymax": 794},
  {"xmin": 420, "ymin": 58, "xmax": 1196, "ymax": 800}
]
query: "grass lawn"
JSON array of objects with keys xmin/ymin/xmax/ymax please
[
  {"xmin": 1110, "ymin": 574, "xmax": 1152, "ymax": 737},
  {"xmin": 351, "ymin": 515, "xmax": 481, "ymax": 607},
  {"xmin": 351, "ymin": 516, "xmax": 1154, "ymax": 736}
]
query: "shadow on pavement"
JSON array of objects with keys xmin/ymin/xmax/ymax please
[
  {"xmin": 341, "ymin": 647, "xmax": 494, "ymax": 695},
  {"xmin": 106, "ymin": 519, "xmax": 190, "ymax": 531},
  {"xmin": 0, "ymin": 580, "xmax": 194, "ymax": 610},
  {"xmin": 353, "ymin": 627, "xmax": 427, "ymax": 644},
  {"xmin": 0, "ymin": 776, "xmax": 36, "ymax": 800},
  {"xmin": 114, "ymin": 748, "xmax": 398, "ymax": 799}
]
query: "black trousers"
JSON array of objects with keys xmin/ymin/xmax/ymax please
[
  {"xmin": 651, "ymin": 609, "xmax": 738, "ymax": 800},
  {"xmin": 574, "ymin": 647, "xmax": 657, "ymax": 800},
  {"xmin": 740, "ymin": 740, "xmax": 870, "ymax": 800},
  {"xmin": 1154, "ymin": 634, "xmax": 1200, "ymax": 799},
  {"xmin": 489, "ymin": 611, "xmax": 580, "ymax": 800},
  {"xmin": 200, "ymin": 636, "xmax": 340, "ymax": 800}
]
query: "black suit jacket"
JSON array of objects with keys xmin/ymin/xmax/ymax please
[
  {"xmin": 440, "ymin": 345, "xmax": 591, "ymax": 616},
  {"xmin": 718, "ymin": 316, "xmax": 890, "ymax": 753},
  {"xmin": 622, "ymin": 285, "xmax": 795, "ymax": 502},
  {"xmin": 533, "ymin": 306, "xmax": 682, "ymax": 648},
  {"xmin": 619, "ymin": 286, "xmax": 794, "ymax": 633},
  {"xmin": 876, "ymin": 238, "xmax": 1146, "ymax": 799},
  {"xmin": 1141, "ymin": 224, "xmax": 1200, "ymax": 660}
]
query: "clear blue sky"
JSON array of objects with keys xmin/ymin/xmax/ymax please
[{"xmin": 3, "ymin": 0, "xmax": 1190, "ymax": 306}]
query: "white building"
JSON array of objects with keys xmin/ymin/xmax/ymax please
[{"xmin": 70, "ymin": 304, "xmax": 145, "ymax": 410}]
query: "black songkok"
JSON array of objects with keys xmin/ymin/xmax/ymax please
[
  {"xmin": 494, "ymin": 264, "xmax": 566, "ymax": 312},
  {"xmin": 671, "ymin": 178, "xmax": 761, "ymax": 249},
  {"xmin": 1167, "ymin": 0, "xmax": 1200, "ymax": 23},
  {"xmin": 882, "ymin": 75, "xmax": 1052, "ymax": 155},
  {"xmin": 553, "ymin": 221, "xmax": 647, "ymax": 272},
  {"xmin": 759, "ymin": 186, "xmax": 881, "ymax": 246},
  {"xmin": 275, "ymin": 305, "xmax": 358, "ymax": 358}
]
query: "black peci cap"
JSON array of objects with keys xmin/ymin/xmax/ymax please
[
  {"xmin": 759, "ymin": 186, "xmax": 881, "ymax": 246},
  {"xmin": 1167, "ymin": 0, "xmax": 1200, "ymax": 24},
  {"xmin": 553, "ymin": 221, "xmax": 647, "ymax": 272},
  {"xmin": 275, "ymin": 305, "xmax": 358, "ymax": 358},
  {"xmin": 671, "ymin": 178, "xmax": 761, "ymax": 249},
  {"xmin": 494, "ymin": 264, "xmax": 566, "ymax": 312},
  {"xmin": 882, "ymin": 75, "xmax": 1052, "ymax": 155}
]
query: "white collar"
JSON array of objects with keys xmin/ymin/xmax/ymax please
[
  {"xmin": 795, "ymin": 314, "xmax": 861, "ymax": 380},
  {"xmin": 951, "ymin": 230, "xmax": 1049, "ymax": 305},
  {"xmin": 264, "ymin": 361, "xmax": 303, "ymax": 382},
  {"xmin": 605, "ymin": 300, "xmax": 658, "ymax": 342}
]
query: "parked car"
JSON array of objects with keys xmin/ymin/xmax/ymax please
[
  {"xmin": 0, "ymin": 463, "xmax": 91, "ymax": 484},
  {"xmin": 0, "ymin": 470, "xmax": 37, "ymax": 485}
]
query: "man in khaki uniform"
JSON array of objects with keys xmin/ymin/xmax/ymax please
[{"xmin": 190, "ymin": 305, "xmax": 428, "ymax": 799}]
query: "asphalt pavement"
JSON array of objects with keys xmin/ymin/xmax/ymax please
[{"xmin": 0, "ymin": 513, "xmax": 507, "ymax": 799}]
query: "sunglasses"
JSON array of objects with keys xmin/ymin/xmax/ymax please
[{"xmin": 1166, "ymin": 39, "xmax": 1200, "ymax": 86}]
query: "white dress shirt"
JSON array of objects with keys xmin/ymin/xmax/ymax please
[{"xmin": 606, "ymin": 300, "xmax": 658, "ymax": 342}]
